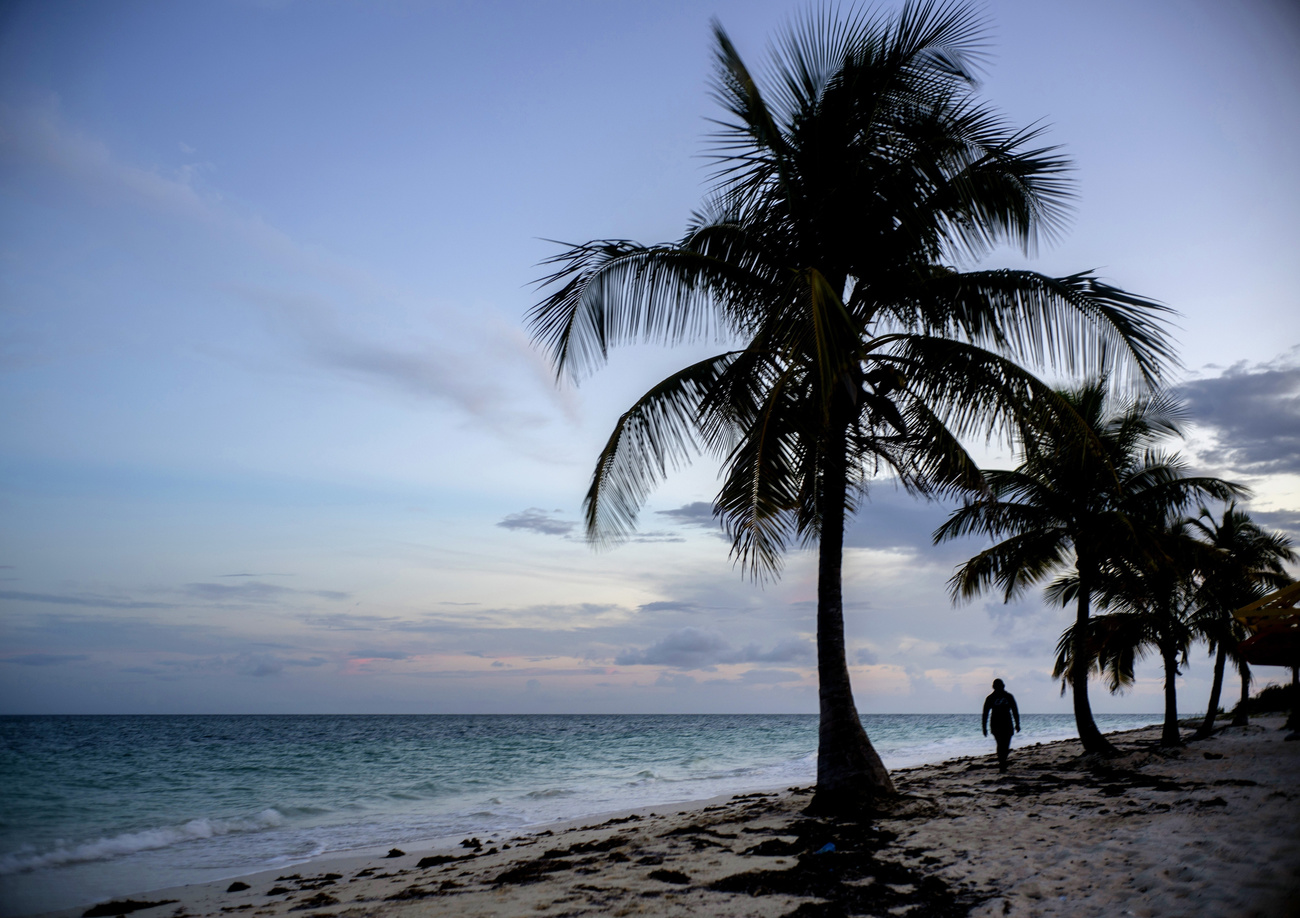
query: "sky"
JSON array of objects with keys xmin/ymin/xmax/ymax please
[{"xmin": 1, "ymin": 0, "xmax": 1298, "ymax": 716}]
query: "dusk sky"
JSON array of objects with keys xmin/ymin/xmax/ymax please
[{"xmin": 2, "ymin": 0, "xmax": 1298, "ymax": 716}]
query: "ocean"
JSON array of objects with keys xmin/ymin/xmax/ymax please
[{"xmin": 0, "ymin": 712, "xmax": 1160, "ymax": 916}]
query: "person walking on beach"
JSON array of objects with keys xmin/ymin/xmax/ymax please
[{"xmin": 982, "ymin": 679, "xmax": 1020, "ymax": 772}]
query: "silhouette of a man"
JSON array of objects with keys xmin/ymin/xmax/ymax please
[{"xmin": 982, "ymin": 678, "xmax": 1020, "ymax": 772}]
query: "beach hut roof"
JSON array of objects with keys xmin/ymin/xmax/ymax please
[{"xmin": 1233, "ymin": 581, "xmax": 1300, "ymax": 669}]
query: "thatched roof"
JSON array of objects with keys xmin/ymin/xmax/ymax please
[{"xmin": 1233, "ymin": 582, "xmax": 1300, "ymax": 669}]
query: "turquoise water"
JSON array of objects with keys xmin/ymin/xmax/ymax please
[{"xmin": 0, "ymin": 713, "xmax": 1159, "ymax": 915}]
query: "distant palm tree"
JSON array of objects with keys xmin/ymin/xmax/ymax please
[
  {"xmin": 1051, "ymin": 510, "xmax": 1220, "ymax": 747},
  {"xmin": 530, "ymin": 3, "xmax": 1173, "ymax": 808},
  {"xmin": 1185, "ymin": 504, "xmax": 1294, "ymax": 738},
  {"xmin": 936, "ymin": 383, "xmax": 1240, "ymax": 754}
]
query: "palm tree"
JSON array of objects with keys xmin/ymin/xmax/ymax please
[
  {"xmin": 1185, "ymin": 504, "xmax": 1295, "ymax": 738},
  {"xmin": 935, "ymin": 384, "xmax": 1241, "ymax": 754},
  {"xmin": 529, "ymin": 3, "xmax": 1173, "ymax": 809},
  {"xmin": 1051, "ymin": 510, "xmax": 1218, "ymax": 747}
]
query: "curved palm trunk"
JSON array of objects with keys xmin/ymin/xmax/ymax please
[
  {"xmin": 808, "ymin": 426, "xmax": 895, "ymax": 813},
  {"xmin": 1193, "ymin": 642, "xmax": 1228, "ymax": 740},
  {"xmin": 1071, "ymin": 583, "xmax": 1117, "ymax": 755},
  {"xmin": 1231, "ymin": 663, "xmax": 1251, "ymax": 727},
  {"xmin": 1159, "ymin": 638, "xmax": 1182, "ymax": 747}
]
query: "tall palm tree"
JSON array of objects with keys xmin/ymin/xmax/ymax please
[
  {"xmin": 935, "ymin": 384, "xmax": 1240, "ymax": 754},
  {"xmin": 1185, "ymin": 504, "xmax": 1295, "ymax": 738},
  {"xmin": 529, "ymin": 3, "xmax": 1173, "ymax": 809}
]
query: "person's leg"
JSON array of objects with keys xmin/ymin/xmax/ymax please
[{"xmin": 994, "ymin": 730, "xmax": 1012, "ymax": 771}]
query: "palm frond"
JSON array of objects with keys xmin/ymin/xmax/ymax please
[{"xmin": 583, "ymin": 353, "xmax": 739, "ymax": 545}]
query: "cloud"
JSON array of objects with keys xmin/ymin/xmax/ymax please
[
  {"xmin": 614, "ymin": 627, "xmax": 812, "ymax": 669},
  {"xmin": 349, "ymin": 649, "xmax": 408, "ymax": 660},
  {"xmin": 299, "ymin": 611, "xmax": 397, "ymax": 631},
  {"xmin": 637, "ymin": 601, "xmax": 700, "ymax": 614},
  {"xmin": 1250, "ymin": 508, "xmax": 1300, "ymax": 542},
  {"xmin": 615, "ymin": 627, "xmax": 729, "ymax": 668},
  {"xmin": 738, "ymin": 668, "xmax": 803, "ymax": 684},
  {"xmin": 843, "ymin": 485, "xmax": 968, "ymax": 561},
  {"xmin": 940, "ymin": 642, "xmax": 995, "ymax": 660},
  {"xmin": 0, "ymin": 99, "xmax": 559, "ymax": 432},
  {"xmin": 1178, "ymin": 349, "xmax": 1300, "ymax": 474},
  {"xmin": 655, "ymin": 502, "xmax": 718, "ymax": 527},
  {"xmin": 0, "ymin": 653, "xmax": 90, "ymax": 666},
  {"xmin": 741, "ymin": 637, "xmax": 813, "ymax": 664},
  {"xmin": 232, "ymin": 652, "xmax": 327, "ymax": 677},
  {"xmin": 497, "ymin": 508, "xmax": 577, "ymax": 536},
  {"xmin": 183, "ymin": 582, "xmax": 349, "ymax": 603},
  {"xmin": 0, "ymin": 590, "xmax": 172, "ymax": 610},
  {"xmin": 655, "ymin": 671, "xmax": 697, "ymax": 689},
  {"xmin": 855, "ymin": 647, "xmax": 880, "ymax": 666}
]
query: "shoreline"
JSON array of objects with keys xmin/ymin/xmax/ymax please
[{"xmin": 34, "ymin": 716, "xmax": 1299, "ymax": 918}]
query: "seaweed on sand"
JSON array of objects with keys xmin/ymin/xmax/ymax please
[
  {"xmin": 709, "ymin": 815, "xmax": 979, "ymax": 918},
  {"xmin": 83, "ymin": 901, "xmax": 178, "ymax": 918}
]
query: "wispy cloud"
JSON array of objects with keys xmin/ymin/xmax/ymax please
[
  {"xmin": 0, "ymin": 653, "xmax": 89, "ymax": 667},
  {"xmin": 655, "ymin": 502, "xmax": 717, "ymax": 527},
  {"xmin": 0, "ymin": 98, "xmax": 563, "ymax": 433},
  {"xmin": 183, "ymin": 582, "xmax": 349, "ymax": 603},
  {"xmin": 497, "ymin": 508, "xmax": 576, "ymax": 536},
  {"xmin": 0, "ymin": 590, "xmax": 171, "ymax": 610},
  {"xmin": 614, "ymin": 627, "xmax": 812, "ymax": 670}
]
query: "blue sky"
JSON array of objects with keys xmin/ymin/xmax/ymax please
[{"xmin": 1, "ymin": 0, "xmax": 1298, "ymax": 715}]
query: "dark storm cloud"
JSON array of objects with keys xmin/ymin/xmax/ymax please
[
  {"xmin": 0, "ymin": 653, "xmax": 89, "ymax": 666},
  {"xmin": 496, "ymin": 508, "xmax": 577, "ymax": 536},
  {"xmin": 614, "ymin": 627, "xmax": 812, "ymax": 669},
  {"xmin": 1177, "ymin": 350, "xmax": 1300, "ymax": 474}
]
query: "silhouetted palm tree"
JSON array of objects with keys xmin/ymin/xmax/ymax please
[
  {"xmin": 530, "ymin": 3, "xmax": 1173, "ymax": 808},
  {"xmin": 1185, "ymin": 504, "xmax": 1294, "ymax": 738},
  {"xmin": 936, "ymin": 384, "xmax": 1239, "ymax": 754},
  {"xmin": 1052, "ymin": 511, "xmax": 1219, "ymax": 747}
]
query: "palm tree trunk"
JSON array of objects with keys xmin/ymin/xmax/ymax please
[
  {"xmin": 1160, "ymin": 639, "xmax": 1182, "ymax": 747},
  {"xmin": 1286, "ymin": 666, "xmax": 1299, "ymax": 733},
  {"xmin": 1071, "ymin": 583, "xmax": 1117, "ymax": 755},
  {"xmin": 807, "ymin": 425, "xmax": 895, "ymax": 813},
  {"xmin": 1193, "ymin": 642, "xmax": 1227, "ymax": 740},
  {"xmin": 1231, "ymin": 663, "xmax": 1250, "ymax": 727}
]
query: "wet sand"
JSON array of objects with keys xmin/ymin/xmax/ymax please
[{"xmin": 44, "ymin": 716, "xmax": 1300, "ymax": 918}]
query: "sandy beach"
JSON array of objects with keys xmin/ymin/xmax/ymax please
[{"xmin": 42, "ymin": 717, "xmax": 1300, "ymax": 918}]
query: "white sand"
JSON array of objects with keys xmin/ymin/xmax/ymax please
[{"xmin": 38, "ymin": 716, "xmax": 1300, "ymax": 918}]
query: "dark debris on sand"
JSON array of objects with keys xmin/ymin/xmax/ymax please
[
  {"xmin": 83, "ymin": 901, "xmax": 179, "ymax": 918},
  {"xmin": 709, "ymin": 814, "xmax": 980, "ymax": 918}
]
